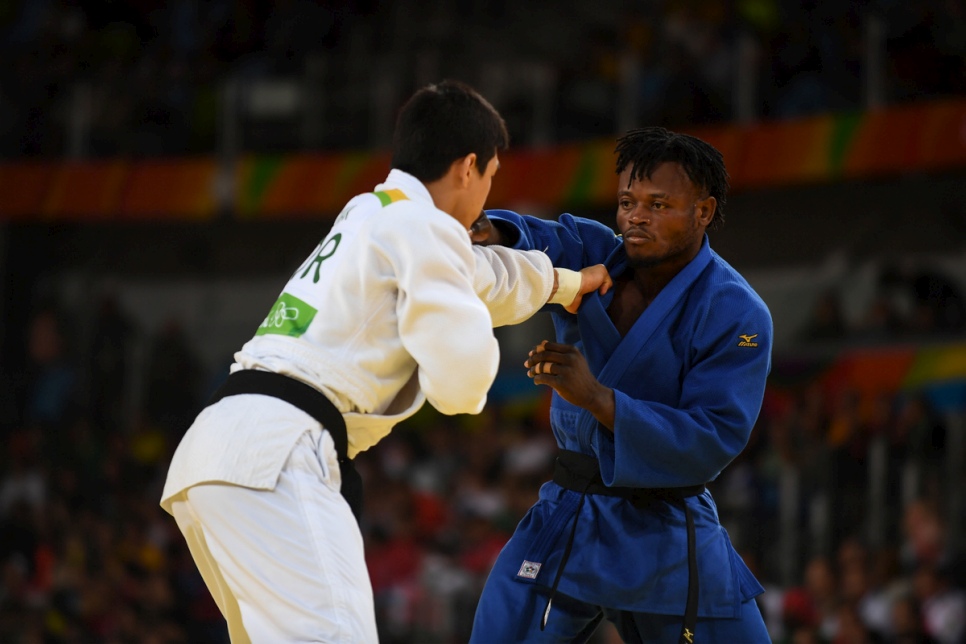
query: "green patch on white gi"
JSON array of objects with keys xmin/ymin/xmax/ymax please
[{"xmin": 256, "ymin": 292, "xmax": 317, "ymax": 338}]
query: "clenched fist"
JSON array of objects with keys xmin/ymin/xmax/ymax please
[{"xmin": 525, "ymin": 341, "xmax": 615, "ymax": 430}]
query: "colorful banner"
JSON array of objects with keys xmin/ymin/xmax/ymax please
[
  {"xmin": 2, "ymin": 98, "xmax": 966, "ymax": 221},
  {"xmin": 119, "ymin": 158, "xmax": 219, "ymax": 219},
  {"xmin": 769, "ymin": 342, "xmax": 966, "ymax": 413}
]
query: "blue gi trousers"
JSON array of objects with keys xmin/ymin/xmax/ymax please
[{"xmin": 470, "ymin": 541, "xmax": 771, "ymax": 644}]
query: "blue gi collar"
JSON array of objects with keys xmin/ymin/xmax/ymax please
[{"xmin": 581, "ymin": 235, "xmax": 713, "ymax": 388}]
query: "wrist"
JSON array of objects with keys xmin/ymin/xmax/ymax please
[
  {"xmin": 589, "ymin": 386, "xmax": 616, "ymax": 431},
  {"xmin": 548, "ymin": 268, "xmax": 581, "ymax": 306}
]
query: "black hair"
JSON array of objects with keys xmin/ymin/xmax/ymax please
[
  {"xmin": 614, "ymin": 127, "xmax": 729, "ymax": 228},
  {"xmin": 391, "ymin": 80, "xmax": 509, "ymax": 183}
]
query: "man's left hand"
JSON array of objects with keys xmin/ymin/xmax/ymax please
[
  {"xmin": 525, "ymin": 342, "xmax": 614, "ymax": 428},
  {"xmin": 523, "ymin": 340, "xmax": 613, "ymax": 412}
]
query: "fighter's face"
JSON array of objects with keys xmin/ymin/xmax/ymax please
[{"xmin": 615, "ymin": 162, "xmax": 714, "ymax": 269}]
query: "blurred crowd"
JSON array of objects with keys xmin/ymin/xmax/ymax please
[
  {"xmin": 2, "ymin": 0, "xmax": 966, "ymax": 158},
  {"xmin": 799, "ymin": 263, "xmax": 966, "ymax": 344},
  {"xmin": 0, "ymin": 293, "xmax": 963, "ymax": 643},
  {"xmin": 724, "ymin": 381, "xmax": 965, "ymax": 643}
]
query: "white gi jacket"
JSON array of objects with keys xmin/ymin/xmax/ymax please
[{"xmin": 161, "ymin": 170, "xmax": 557, "ymax": 514}]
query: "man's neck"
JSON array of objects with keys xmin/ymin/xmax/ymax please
[
  {"xmin": 424, "ymin": 178, "xmax": 460, "ymax": 223},
  {"xmin": 628, "ymin": 246, "xmax": 700, "ymax": 301}
]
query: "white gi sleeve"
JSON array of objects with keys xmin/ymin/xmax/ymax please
[
  {"xmin": 472, "ymin": 245, "xmax": 556, "ymax": 327},
  {"xmin": 382, "ymin": 212, "xmax": 500, "ymax": 416}
]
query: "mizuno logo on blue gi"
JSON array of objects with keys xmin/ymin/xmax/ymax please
[
  {"xmin": 517, "ymin": 560, "xmax": 541, "ymax": 579},
  {"xmin": 737, "ymin": 334, "xmax": 759, "ymax": 347}
]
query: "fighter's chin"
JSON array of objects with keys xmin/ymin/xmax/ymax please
[{"xmin": 625, "ymin": 252, "xmax": 663, "ymax": 268}]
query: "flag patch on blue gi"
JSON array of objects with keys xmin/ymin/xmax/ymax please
[{"xmin": 517, "ymin": 560, "xmax": 542, "ymax": 579}]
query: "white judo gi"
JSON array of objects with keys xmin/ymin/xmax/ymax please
[{"xmin": 160, "ymin": 169, "xmax": 569, "ymax": 643}]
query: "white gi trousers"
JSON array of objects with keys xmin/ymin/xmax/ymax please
[{"xmin": 169, "ymin": 428, "xmax": 377, "ymax": 643}]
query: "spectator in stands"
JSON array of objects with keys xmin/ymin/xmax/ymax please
[
  {"xmin": 891, "ymin": 592, "xmax": 938, "ymax": 644},
  {"xmin": 854, "ymin": 292, "xmax": 906, "ymax": 342},
  {"xmin": 142, "ymin": 318, "xmax": 202, "ymax": 441},
  {"xmin": 901, "ymin": 500, "xmax": 948, "ymax": 571},
  {"xmin": 0, "ymin": 431, "xmax": 45, "ymax": 520},
  {"xmin": 877, "ymin": 262, "xmax": 966, "ymax": 337},
  {"xmin": 869, "ymin": 544, "xmax": 909, "ymax": 624},
  {"xmin": 833, "ymin": 604, "xmax": 880, "ymax": 644},
  {"xmin": 779, "ymin": 584, "xmax": 820, "ymax": 644},
  {"xmin": 913, "ymin": 563, "xmax": 966, "ymax": 644},
  {"xmin": 87, "ymin": 295, "xmax": 133, "ymax": 436},
  {"xmin": 799, "ymin": 288, "xmax": 848, "ymax": 342},
  {"xmin": 781, "ymin": 555, "xmax": 841, "ymax": 642},
  {"xmin": 893, "ymin": 394, "xmax": 947, "ymax": 502},
  {"xmin": 554, "ymin": 27, "xmax": 619, "ymax": 140},
  {"xmin": 838, "ymin": 538, "xmax": 893, "ymax": 640},
  {"xmin": 908, "ymin": 268, "xmax": 966, "ymax": 335},
  {"xmin": 885, "ymin": 2, "xmax": 966, "ymax": 103},
  {"xmin": 827, "ymin": 388, "xmax": 870, "ymax": 545},
  {"xmin": 22, "ymin": 306, "xmax": 79, "ymax": 431}
]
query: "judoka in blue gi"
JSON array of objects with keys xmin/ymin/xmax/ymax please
[{"xmin": 469, "ymin": 127, "xmax": 773, "ymax": 643}]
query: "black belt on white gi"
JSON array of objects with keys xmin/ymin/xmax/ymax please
[
  {"xmin": 546, "ymin": 450, "xmax": 705, "ymax": 644},
  {"xmin": 205, "ymin": 369, "xmax": 364, "ymax": 523}
]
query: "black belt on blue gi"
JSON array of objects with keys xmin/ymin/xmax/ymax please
[
  {"xmin": 205, "ymin": 369, "xmax": 364, "ymax": 523},
  {"xmin": 546, "ymin": 450, "xmax": 705, "ymax": 644}
]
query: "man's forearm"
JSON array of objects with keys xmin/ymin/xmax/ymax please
[
  {"xmin": 471, "ymin": 245, "xmax": 555, "ymax": 327},
  {"xmin": 589, "ymin": 386, "xmax": 616, "ymax": 431}
]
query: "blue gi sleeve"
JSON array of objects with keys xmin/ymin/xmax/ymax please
[
  {"xmin": 485, "ymin": 209, "xmax": 620, "ymax": 269},
  {"xmin": 595, "ymin": 283, "xmax": 773, "ymax": 488}
]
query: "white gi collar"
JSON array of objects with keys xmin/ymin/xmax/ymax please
[{"xmin": 375, "ymin": 169, "xmax": 435, "ymax": 206}]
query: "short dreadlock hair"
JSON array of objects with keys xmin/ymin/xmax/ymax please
[{"xmin": 614, "ymin": 127, "xmax": 729, "ymax": 229}]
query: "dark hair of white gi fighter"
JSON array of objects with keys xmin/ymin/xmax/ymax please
[{"xmin": 391, "ymin": 79, "xmax": 509, "ymax": 184}]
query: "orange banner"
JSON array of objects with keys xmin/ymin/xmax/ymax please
[{"xmin": 2, "ymin": 98, "xmax": 966, "ymax": 221}]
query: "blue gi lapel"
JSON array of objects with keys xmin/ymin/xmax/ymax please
[
  {"xmin": 576, "ymin": 253, "xmax": 624, "ymax": 368},
  {"xmin": 584, "ymin": 236, "xmax": 713, "ymax": 389}
]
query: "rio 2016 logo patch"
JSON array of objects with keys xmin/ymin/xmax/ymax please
[{"xmin": 256, "ymin": 292, "xmax": 317, "ymax": 338}]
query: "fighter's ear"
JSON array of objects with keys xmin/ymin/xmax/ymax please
[
  {"xmin": 453, "ymin": 153, "xmax": 477, "ymax": 188},
  {"xmin": 695, "ymin": 196, "xmax": 716, "ymax": 227}
]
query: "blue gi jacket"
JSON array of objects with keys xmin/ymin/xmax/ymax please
[{"xmin": 488, "ymin": 209, "xmax": 771, "ymax": 618}]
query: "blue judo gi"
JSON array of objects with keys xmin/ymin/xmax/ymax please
[{"xmin": 470, "ymin": 211, "xmax": 773, "ymax": 643}]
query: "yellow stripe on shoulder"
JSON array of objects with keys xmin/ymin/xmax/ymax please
[{"xmin": 373, "ymin": 189, "xmax": 409, "ymax": 207}]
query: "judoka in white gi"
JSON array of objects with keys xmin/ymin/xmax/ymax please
[
  {"xmin": 470, "ymin": 127, "xmax": 773, "ymax": 643},
  {"xmin": 160, "ymin": 80, "xmax": 611, "ymax": 643}
]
